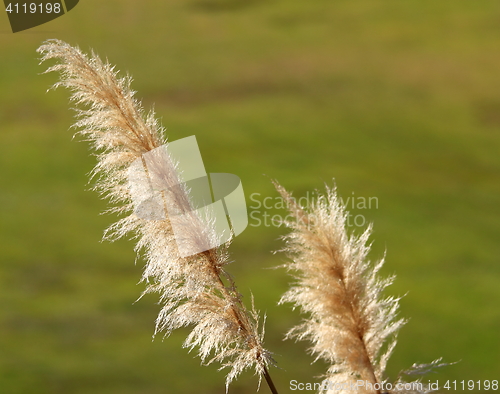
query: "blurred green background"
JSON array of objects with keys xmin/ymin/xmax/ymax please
[{"xmin": 1, "ymin": 1, "xmax": 499, "ymax": 393}]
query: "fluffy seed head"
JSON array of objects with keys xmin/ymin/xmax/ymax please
[{"xmin": 37, "ymin": 39, "xmax": 274, "ymax": 389}]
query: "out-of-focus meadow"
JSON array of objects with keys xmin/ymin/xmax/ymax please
[{"xmin": 1, "ymin": 1, "xmax": 499, "ymax": 393}]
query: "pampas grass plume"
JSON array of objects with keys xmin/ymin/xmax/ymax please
[
  {"xmin": 275, "ymin": 182, "xmax": 445, "ymax": 394},
  {"xmin": 37, "ymin": 39, "xmax": 276, "ymax": 391}
]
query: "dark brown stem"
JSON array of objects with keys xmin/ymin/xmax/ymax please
[{"xmin": 263, "ymin": 366, "xmax": 279, "ymax": 394}]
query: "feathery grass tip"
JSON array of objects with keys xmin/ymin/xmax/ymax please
[{"xmin": 37, "ymin": 39, "xmax": 276, "ymax": 391}]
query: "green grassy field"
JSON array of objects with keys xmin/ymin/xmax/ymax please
[{"xmin": 1, "ymin": 1, "xmax": 499, "ymax": 393}]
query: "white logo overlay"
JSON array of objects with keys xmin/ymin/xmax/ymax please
[{"xmin": 127, "ymin": 136, "xmax": 248, "ymax": 257}]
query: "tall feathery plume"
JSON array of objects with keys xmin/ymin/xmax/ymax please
[
  {"xmin": 37, "ymin": 39, "xmax": 276, "ymax": 392},
  {"xmin": 275, "ymin": 182, "xmax": 443, "ymax": 394}
]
